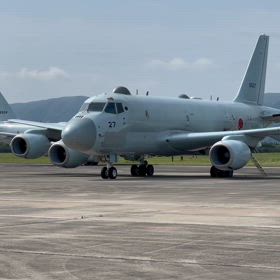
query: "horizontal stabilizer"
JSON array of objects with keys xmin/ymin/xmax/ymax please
[{"xmin": 0, "ymin": 92, "xmax": 16, "ymax": 121}]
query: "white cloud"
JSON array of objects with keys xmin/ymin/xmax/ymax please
[
  {"xmin": 193, "ymin": 58, "xmax": 214, "ymax": 68},
  {"xmin": 0, "ymin": 67, "xmax": 69, "ymax": 81},
  {"xmin": 18, "ymin": 67, "xmax": 69, "ymax": 80},
  {"xmin": 148, "ymin": 57, "xmax": 214, "ymax": 71}
]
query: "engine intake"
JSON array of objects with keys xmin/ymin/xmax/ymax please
[
  {"xmin": 210, "ymin": 140, "xmax": 251, "ymax": 170},
  {"xmin": 10, "ymin": 134, "xmax": 50, "ymax": 159},
  {"xmin": 48, "ymin": 140, "xmax": 88, "ymax": 168}
]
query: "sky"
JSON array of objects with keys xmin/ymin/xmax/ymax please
[{"xmin": 1, "ymin": 0, "xmax": 280, "ymax": 103}]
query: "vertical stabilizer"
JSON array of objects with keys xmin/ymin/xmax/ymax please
[
  {"xmin": 234, "ymin": 35, "xmax": 269, "ymax": 105},
  {"xmin": 0, "ymin": 92, "xmax": 16, "ymax": 121}
]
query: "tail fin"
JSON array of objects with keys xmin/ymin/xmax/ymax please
[
  {"xmin": 234, "ymin": 34, "xmax": 269, "ymax": 105},
  {"xmin": 0, "ymin": 92, "xmax": 16, "ymax": 121}
]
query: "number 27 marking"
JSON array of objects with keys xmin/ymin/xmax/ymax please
[{"xmin": 108, "ymin": 121, "xmax": 116, "ymax": 128}]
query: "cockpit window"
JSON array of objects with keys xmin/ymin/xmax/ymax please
[
  {"xmin": 104, "ymin": 102, "xmax": 116, "ymax": 114},
  {"xmin": 87, "ymin": 102, "xmax": 106, "ymax": 112},
  {"xmin": 79, "ymin": 103, "xmax": 88, "ymax": 112},
  {"xmin": 116, "ymin": 103, "xmax": 124, "ymax": 114}
]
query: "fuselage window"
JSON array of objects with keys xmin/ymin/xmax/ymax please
[
  {"xmin": 116, "ymin": 103, "xmax": 124, "ymax": 114},
  {"xmin": 87, "ymin": 102, "xmax": 106, "ymax": 112},
  {"xmin": 104, "ymin": 102, "xmax": 116, "ymax": 114}
]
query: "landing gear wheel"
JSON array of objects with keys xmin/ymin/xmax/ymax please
[
  {"xmin": 101, "ymin": 167, "xmax": 108, "ymax": 179},
  {"xmin": 139, "ymin": 164, "xmax": 147, "ymax": 176},
  {"xmin": 130, "ymin": 163, "xmax": 155, "ymax": 177},
  {"xmin": 146, "ymin": 164, "xmax": 154, "ymax": 176},
  {"xmin": 131, "ymin": 164, "xmax": 139, "ymax": 176},
  {"xmin": 210, "ymin": 166, "xmax": 233, "ymax": 178},
  {"xmin": 108, "ymin": 167, "xmax": 117, "ymax": 179},
  {"xmin": 210, "ymin": 166, "xmax": 217, "ymax": 177},
  {"xmin": 225, "ymin": 170, "xmax": 233, "ymax": 178}
]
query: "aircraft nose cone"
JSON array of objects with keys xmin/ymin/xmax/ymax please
[{"xmin": 62, "ymin": 117, "xmax": 96, "ymax": 152}]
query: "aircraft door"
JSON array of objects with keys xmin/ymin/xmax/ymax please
[
  {"xmin": 97, "ymin": 102, "xmax": 128, "ymax": 149},
  {"xmin": 115, "ymin": 102, "xmax": 128, "ymax": 131},
  {"xmin": 224, "ymin": 111, "xmax": 235, "ymax": 130},
  {"xmin": 184, "ymin": 108, "xmax": 192, "ymax": 129}
]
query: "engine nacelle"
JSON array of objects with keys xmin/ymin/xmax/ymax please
[
  {"xmin": 10, "ymin": 133, "xmax": 50, "ymax": 159},
  {"xmin": 48, "ymin": 140, "xmax": 88, "ymax": 168},
  {"xmin": 209, "ymin": 140, "xmax": 251, "ymax": 170}
]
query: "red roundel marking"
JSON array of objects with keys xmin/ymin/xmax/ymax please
[{"xmin": 238, "ymin": 118, "xmax": 244, "ymax": 130}]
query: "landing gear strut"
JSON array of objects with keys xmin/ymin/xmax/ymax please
[
  {"xmin": 210, "ymin": 166, "xmax": 233, "ymax": 178},
  {"xmin": 131, "ymin": 161, "xmax": 154, "ymax": 177}
]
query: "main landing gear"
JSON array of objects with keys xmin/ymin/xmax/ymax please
[
  {"xmin": 130, "ymin": 161, "xmax": 154, "ymax": 177},
  {"xmin": 210, "ymin": 166, "xmax": 233, "ymax": 178}
]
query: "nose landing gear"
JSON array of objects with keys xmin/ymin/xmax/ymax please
[
  {"xmin": 101, "ymin": 154, "xmax": 118, "ymax": 179},
  {"xmin": 101, "ymin": 166, "xmax": 117, "ymax": 179}
]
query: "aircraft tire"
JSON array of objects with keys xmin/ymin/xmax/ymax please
[
  {"xmin": 108, "ymin": 167, "xmax": 117, "ymax": 179},
  {"xmin": 210, "ymin": 166, "xmax": 217, "ymax": 177},
  {"xmin": 210, "ymin": 166, "xmax": 233, "ymax": 178},
  {"xmin": 131, "ymin": 164, "xmax": 139, "ymax": 176},
  {"xmin": 146, "ymin": 164, "xmax": 154, "ymax": 176},
  {"xmin": 226, "ymin": 170, "xmax": 233, "ymax": 178},
  {"xmin": 101, "ymin": 167, "xmax": 109, "ymax": 179},
  {"xmin": 139, "ymin": 164, "xmax": 147, "ymax": 176}
]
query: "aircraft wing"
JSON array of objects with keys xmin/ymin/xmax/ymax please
[
  {"xmin": 0, "ymin": 119, "xmax": 67, "ymax": 142},
  {"xmin": 0, "ymin": 132, "xmax": 18, "ymax": 144},
  {"xmin": 7, "ymin": 119, "xmax": 66, "ymax": 131},
  {"xmin": 261, "ymin": 113, "xmax": 280, "ymax": 122},
  {"xmin": 166, "ymin": 126, "xmax": 280, "ymax": 151}
]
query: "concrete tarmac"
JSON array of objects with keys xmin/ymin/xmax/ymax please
[{"xmin": 0, "ymin": 164, "xmax": 280, "ymax": 279}]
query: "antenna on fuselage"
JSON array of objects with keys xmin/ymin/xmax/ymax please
[
  {"xmin": 146, "ymin": 91, "xmax": 149, "ymax": 96},
  {"xmin": 178, "ymin": 94, "xmax": 190, "ymax": 99},
  {"xmin": 136, "ymin": 89, "xmax": 139, "ymax": 95}
]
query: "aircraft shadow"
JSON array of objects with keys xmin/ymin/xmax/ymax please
[{"xmin": 35, "ymin": 172, "xmax": 280, "ymax": 181}]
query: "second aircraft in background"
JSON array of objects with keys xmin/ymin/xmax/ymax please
[{"xmin": 0, "ymin": 93, "xmax": 98, "ymax": 167}]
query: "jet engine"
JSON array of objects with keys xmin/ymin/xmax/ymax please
[
  {"xmin": 10, "ymin": 133, "xmax": 50, "ymax": 159},
  {"xmin": 209, "ymin": 140, "xmax": 251, "ymax": 170},
  {"xmin": 48, "ymin": 140, "xmax": 88, "ymax": 168}
]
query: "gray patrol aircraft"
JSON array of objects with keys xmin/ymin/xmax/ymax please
[
  {"xmin": 55, "ymin": 34, "xmax": 280, "ymax": 179},
  {"xmin": 0, "ymin": 93, "xmax": 98, "ymax": 166}
]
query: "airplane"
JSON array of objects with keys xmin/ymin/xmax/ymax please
[
  {"xmin": 53, "ymin": 34, "xmax": 280, "ymax": 179},
  {"xmin": 0, "ymin": 93, "xmax": 99, "ymax": 166}
]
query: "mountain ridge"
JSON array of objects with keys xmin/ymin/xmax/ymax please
[{"xmin": 11, "ymin": 96, "xmax": 88, "ymax": 122}]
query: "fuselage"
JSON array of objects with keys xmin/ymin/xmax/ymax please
[{"xmin": 62, "ymin": 92, "xmax": 280, "ymax": 157}]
